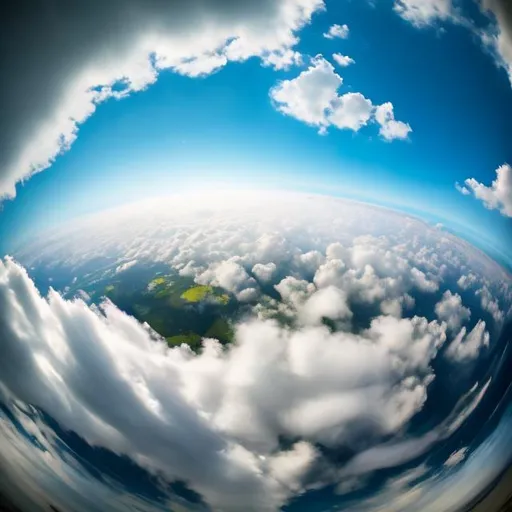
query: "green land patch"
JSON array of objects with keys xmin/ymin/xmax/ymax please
[
  {"xmin": 205, "ymin": 317, "xmax": 234, "ymax": 344},
  {"xmin": 149, "ymin": 276, "xmax": 167, "ymax": 287},
  {"xmin": 181, "ymin": 285, "xmax": 230, "ymax": 305},
  {"xmin": 166, "ymin": 333, "xmax": 202, "ymax": 351}
]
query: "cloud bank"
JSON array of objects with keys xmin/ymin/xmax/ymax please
[{"xmin": 3, "ymin": 192, "xmax": 510, "ymax": 510}]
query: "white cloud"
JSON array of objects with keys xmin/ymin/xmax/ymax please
[
  {"xmin": 267, "ymin": 441, "xmax": 318, "ymax": 492},
  {"xmin": 476, "ymin": 285, "xmax": 504, "ymax": 325},
  {"xmin": 0, "ymin": 257, "xmax": 450, "ymax": 509},
  {"xmin": 375, "ymin": 102, "xmax": 413, "ymax": 141},
  {"xmin": 444, "ymin": 447, "xmax": 469, "ymax": 467},
  {"xmin": 393, "ymin": 0, "xmax": 454, "ymax": 27},
  {"xmin": 197, "ymin": 259, "xmax": 257, "ymax": 296},
  {"xmin": 323, "ymin": 23, "xmax": 350, "ymax": 39},
  {"xmin": 463, "ymin": 164, "xmax": 512, "ymax": 217},
  {"xmin": 330, "ymin": 92, "xmax": 374, "ymax": 131},
  {"xmin": 270, "ymin": 57, "xmax": 409, "ymax": 139},
  {"xmin": 276, "ymin": 275, "xmax": 316, "ymax": 306},
  {"xmin": 411, "ymin": 267, "xmax": 439, "ymax": 292},
  {"xmin": 262, "ymin": 49, "xmax": 303, "ymax": 70},
  {"xmin": 3, "ymin": 192, "xmax": 511, "ymax": 510},
  {"xmin": 332, "ymin": 53, "xmax": 355, "ymax": 67},
  {"xmin": 252, "ymin": 262, "xmax": 277, "ymax": 282},
  {"xmin": 0, "ymin": 0, "xmax": 324, "ymax": 199},
  {"xmin": 455, "ymin": 182, "xmax": 471, "ymax": 195},
  {"xmin": 435, "ymin": 290, "xmax": 471, "ymax": 332},
  {"xmin": 445, "ymin": 320, "xmax": 490, "ymax": 362},
  {"xmin": 115, "ymin": 260, "xmax": 138, "ymax": 274},
  {"xmin": 299, "ymin": 285, "xmax": 352, "ymax": 325},
  {"xmin": 481, "ymin": 0, "xmax": 512, "ymax": 85},
  {"xmin": 457, "ymin": 273, "xmax": 478, "ymax": 290},
  {"xmin": 270, "ymin": 56, "xmax": 343, "ymax": 131}
]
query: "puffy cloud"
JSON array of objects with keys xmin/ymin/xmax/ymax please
[
  {"xmin": 435, "ymin": 290, "xmax": 471, "ymax": 332},
  {"xmin": 410, "ymin": 267, "xmax": 439, "ymax": 292},
  {"xmin": 393, "ymin": 0, "xmax": 454, "ymax": 27},
  {"xmin": 323, "ymin": 23, "xmax": 350, "ymax": 39},
  {"xmin": 270, "ymin": 56, "xmax": 344, "ymax": 131},
  {"xmin": 3, "ymin": 192, "xmax": 510, "ymax": 510},
  {"xmin": 275, "ymin": 275, "xmax": 316, "ymax": 307},
  {"xmin": 457, "ymin": 273, "xmax": 478, "ymax": 290},
  {"xmin": 332, "ymin": 53, "xmax": 355, "ymax": 67},
  {"xmin": 375, "ymin": 102, "xmax": 413, "ymax": 141},
  {"xmin": 294, "ymin": 250, "xmax": 326, "ymax": 276},
  {"xmin": 476, "ymin": 285, "xmax": 504, "ymax": 324},
  {"xmin": 262, "ymin": 49, "xmax": 303, "ymax": 70},
  {"xmin": 299, "ymin": 285, "xmax": 352, "ymax": 326},
  {"xmin": 252, "ymin": 262, "xmax": 277, "ymax": 282},
  {"xmin": 463, "ymin": 164, "xmax": 512, "ymax": 218},
  {"xmin": 444, "ymin": 447, "xmax": 468, "ymax": 467},
  {"xmin": 270, "ymin": 57, "xmax": 409, "ymax": 138},
  {"xmin": 197, "ymin": 259, "xmax": 257, "ymax": 298},
  {"xmin": 0, "ymin": 257, "xmax": 453, "ymax": 509},
  {"xmin": 330, "ymin": 92, "xmax": 374, "ymax": 131},
  {"xmin": 445, "ymin": 320, "xmax": 490, "ymax": 362},
  {"xmin": 0, "ymin": 0, "xmax": 324, "ymax": 199}
]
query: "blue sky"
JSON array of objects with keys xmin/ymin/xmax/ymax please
[{"xmin": 0, "ymin": 0, "xmax": 510, "ymax": 260}]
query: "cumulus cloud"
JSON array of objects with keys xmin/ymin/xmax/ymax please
[
  {"xmin": 330, "ymin": 93, "xmax": 374, "ymax": 131},
  {"xmin": 375, "ymin": 102, "xmax": 413, "ymax": 141},
  {"xmin": 457, "ymin": 273, "xmax": 478, "ymax": 290},
  {"xmin": 299, "ymin": 285, "xmax": 352, "ymax": 326},
  {"xmin": 445, "ymin": 320, "xmax": 490, "ymax": 362},
  {"xmin": 0, "ymin": 0, "xmax": 324, "ymax": 199},
  {"xmin": 3, "ymin": 192, "xmax": 510, "ymax": 510},
  {"xmin": 332, "ymin": 53, "xmax": 355, "ymax": 67},
  {"xmin": 0, "ymin": 257, "xmax": 453, "ymax": 509},
  {"xmin": 435, "ymin": 290, "xmax": 471, "ymax": 332},
  {"xmin": 197, "ymin": 259, "xmax": 257, "ymax": 299},
  {"xmin": 323, "ymin": 23, "xmax": 350, "ymax": 39},
  {"xmin": 252, "ymin": 262, "xmax": 278, "ymax": 282},
  {"xmin": 476, "ymin": 285, "xmax": 504, "ymax": 324},
  {"xmin": 270, "ymin": 56, "xmax": 408, "ymax": 138},
  {"xmin": 393, "ymin": 0, "xmax": 455, "ymax": 27},
  {"xmin": 270, "ymin": 56, "xmax": 345, "ymax": 131},
  {"xmin": 462, "ymin": 164, "xmax": 512, "ymax": 217}
]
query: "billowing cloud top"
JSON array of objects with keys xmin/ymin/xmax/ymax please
[{"xmin": 2, "ymin": 192, "xmax": 511, "ymax": 511}]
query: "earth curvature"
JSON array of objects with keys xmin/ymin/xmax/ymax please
[{"xmin": 1, "ymin": 191, "xmax": 511, "ymax": 511}]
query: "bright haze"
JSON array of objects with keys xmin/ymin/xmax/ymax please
[{"xmin": 0, "ymin": 1, "xmax": 511, "ymax": 512}]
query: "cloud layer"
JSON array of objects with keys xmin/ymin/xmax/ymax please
[{"xmin": 3, "ymin": 192, "xmax": 510, "ymax": 510}]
